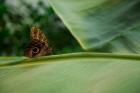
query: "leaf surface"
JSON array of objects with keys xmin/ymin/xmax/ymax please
[
  {"xmin": 48, "ymin": 0, "xmax": 140, "ymax": 53},
  {"xmin": 0, "ymin": 53, "xmax": 140, "ymax": 93}
]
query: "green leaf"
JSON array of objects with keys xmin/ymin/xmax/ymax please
[
  {"xmin": 48, "ymin": 0, "xmax": 140, "ymax": 53},
  {"xmin": 0, "ymin": 53, "xmax": 140, "ymax": 93}
]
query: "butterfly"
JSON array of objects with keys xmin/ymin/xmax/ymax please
[{"xmin": 24, "ymin": 26, "xmax": 52, "ymax": 58}]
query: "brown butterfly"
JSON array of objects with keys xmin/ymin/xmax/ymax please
[{"xmin": 24, "ymin": 26, "xmax": 52, "ymax": 58}]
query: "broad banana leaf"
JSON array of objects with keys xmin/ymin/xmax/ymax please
[
  {"xmin": 48, "ymin": 0, "xmax": 140, "ymax": 53},
  {"xmin": 0, "ymin": 53, "xmax": 140, "ymax": 93}
]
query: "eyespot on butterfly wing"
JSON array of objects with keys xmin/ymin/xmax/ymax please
[{"xmin": 24, "ymin": 26, "xmax": 52, "ymax": 58}]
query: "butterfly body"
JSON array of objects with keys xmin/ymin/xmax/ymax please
[{"xmin": 24, "ymin": 27, "xmax": 52, "ymax": 58}]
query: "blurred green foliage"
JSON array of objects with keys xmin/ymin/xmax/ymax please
[{"xmin": 0, "ymin": 0, "xmax": 82, "ymax": 56}]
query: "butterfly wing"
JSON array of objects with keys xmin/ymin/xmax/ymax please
[
  {"xmin": 31, "ymin": 26, "xmax": 48, "ymax": 47},
  {"xmin": 24, "ymin": 26, "xmax": 52, "ymax": 57}
]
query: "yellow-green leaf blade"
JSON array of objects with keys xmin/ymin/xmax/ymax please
[{"xmin": 0, "ymin": 53, "xmax": 140, "ymax": 93}]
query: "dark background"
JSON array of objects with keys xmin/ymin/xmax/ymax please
[{"xmin": 0, "ymin": 0, "xmax": 82, "ymax": 56}]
